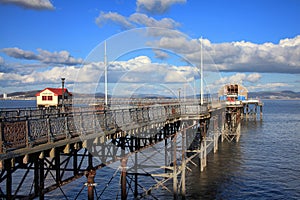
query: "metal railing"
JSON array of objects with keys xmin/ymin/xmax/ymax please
[{"xmin": 0, "ymin": 102, "xmax": 209, "ymax": 153}]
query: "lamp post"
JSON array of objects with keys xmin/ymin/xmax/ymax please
[
  {"xmin": 104, "ymin": 40, "xmax": 108, "ymax": 106},
  {"xmin": 200, "ymin": 37, "xmax": 204, "ymax": 105},
  {"xmin": 61, "ymin": 78, "xmax": 65, "ymax": 111}
]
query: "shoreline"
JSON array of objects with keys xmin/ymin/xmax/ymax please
[{"xmin": 261, "ymin": 98, "xmax": 300, "ymax": 101}]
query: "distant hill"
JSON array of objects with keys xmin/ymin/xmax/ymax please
[{"xmin": 248, "ymin": 90, "xmax": 300, "ymax": 99}]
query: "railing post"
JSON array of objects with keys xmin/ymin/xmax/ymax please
[
  {"xmin": 121, "ymin": 109, "xmax": 125, "ymax": 125},
  {"xmin": 136, "ymin": 108, "xmax": 139, "ymax": 123},
  {"xmin": 65, "ymin": 114, "xmax": 70, "ymax": 138},
  {"xmin": 0, "ymin": 117, "xmax": 3, "ymax": 154},
  {"xmin": 80, "ymin": 111, "xmax": 84, "ymax": 134},
  {"xmin": 147, "ymin": 107, "xmax": 150, "ymax": 121},
  {"xmin": 142, "ymin": 107, "xmax": 146, "ymax": 122},
  {"xmin": 113, "ymin": 110, "xmax": 117, "ymax": 128},
  {"xmin": 47, "ymin": 117, "xmax": 52, "ymax": 143},
  {"xmin": 93, "ymin": 110, "xmax": 97, "ymax": 134},
  {"xmin": 25, "ymin": 116, "xmax": 30, "ymax": 147}
]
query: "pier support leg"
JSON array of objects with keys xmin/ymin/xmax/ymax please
[
  {"xmin": 164, "ymin": 138, "xmax": 168, "ymax": 174},
  {"xmin": 34, "ymin": 157, "xmax": 39, "ymax": 197},
  {"xmin": 173, "ymin": 133, "xmax": 178, "ymax": 199},
  {"xmin": 200, "ymin": 137, "xmax": 207, "ymax": 172},
  {"xmin": 214, "ymin": 132, "xmax": 218, "ymax": 153},
  {"xmin": 121, "ymin": 157, "xmax": 128, "ymax": 200},
  {"xmin": 39, "ymin": 157, "xmax": 45, "ymax": 200},
  {"xmin": 181, "ymin": 128, "xmax": 186, "ymax": 199},
  {"xmin": 5, "ymin": 160, "xmax": 12, "ymax": 200},
  {"xmin": 200, "ymin": 120, "xmax": 207, "ymax": 172},
  {"xmin": 73, "ymin": 149, "xmax": 78, "ymax": 176},
  {"xmin": 55, "ymin": 149, "xmax": 61, "ymax": 184},
  {"xmin": 221, "ymin": 114, "xmax": 225, "ymax": 142},
  {"xmin": 134, "ymin": 153, "xmax": 138, "ymax": 198},
  {"xmin": 236, "ymin": 123, "xmax": 241, "ymax": 142},
  {"xmin": 260, "ymin": 105, "xmax": 263, "ymax": 120},
  {"xmin": 87, "ymin": 153, "xmax": 95, "ymax": 200},
  {"xmin": 246, "ymin": 104, "xmax": 249, "ymax": 119},
  {"xmin": 86, "ymin": 169, "xmax": 96, "ymax": 200},
  {"xmin": 214, "ymin": 118, "xmax": 218, "ymax": 153},
  {"xmin": 254, "ymin": 104, "xmax": 257, "ymax": 120}
]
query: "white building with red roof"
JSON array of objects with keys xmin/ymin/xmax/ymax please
[{"xmin": 35, "ymin": 88, "xmax": 72, "ymax": 107}]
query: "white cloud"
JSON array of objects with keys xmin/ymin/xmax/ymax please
[
  {"xmin": 95, "ymin": 11, "xmax": 180, "ymax": 30},
  {"xmin": 216, "ymin": 73, "xmax": 262, "ymax": 85},
  {"xmin": 0, "ymin": 56, "xmax": 198, "ymax": 93},
  {"xmin": 1, "ymin": 47, "xmax": 83, "ymax": 65},
  {"xmin": 95, "ymin": 11, "xmax": 134, "ymax": 29},
  {"xmin": 153, "ymin": 49, "xmax": 169, "ymax": 59},
  {"xmin": 152, "ymin": 36, "xmax": 200, "ymax": 54},
  {"xmin": 0, "ymin": 0, "xmax": 54, "ymax": 10},
  {"xmin": 164, "ymin": 68, "xmax": 194, "ymax": 83},
  {"xmin": 0, "ymin": 72, "xmax": 22, "ymax": 81},
  {"xmin": 1, "ymin": 47, "xmax": 39, "ymax": 60},
  {"xmin": 279, "ymin": 36, "xmax": 300, "ymax": 47},
  {"xmin": 36, "ymin": 49, "xmax": 83, "ymax": 65},
  {"xmin": 0, "ymin": 56, "xmax": 4, "ymax": 65},
  {"xmin": 129, "ymin": 13, "xmax": 180, "ymax": 29},
  {"xmin": 247, "ymin": 73, "xmax": 262, "ymax": 83},
  {"xmin": 112, "ymin": 56, "xmax": 196, "ymax": 83},
  {"xmin": 136, "ymin": 0, "xmax": 186, "ymax": 14},
  {"xmin": 154, "ymin": 35, "xmax": 300, "ymax": 73},
  {"xmin": 248, "ymin": 83, "xmax": 291, "ymax": 91}
]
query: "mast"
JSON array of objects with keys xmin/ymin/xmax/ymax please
[
  {"xmin": 104, "ymin": 40, "xmax": 108, "ymax": 106},
  {"xmin": 200, "ymin": 37, "xmax": 204, "ymax": 105}
]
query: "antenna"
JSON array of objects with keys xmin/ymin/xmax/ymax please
[
  {"xmin": 104, "ymin": 40, "xmax": 108, "ymax": 106},
  {"xmin": 200, "ymin": 37, "xmax": 204, "ymax": 105}
]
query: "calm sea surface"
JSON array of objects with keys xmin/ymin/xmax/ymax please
[
  {"xmin": 186, "ymin": 100, "xmax": 300, "ymax": 199},
  {"xmin": 1, "ymin": 100, "xmax": 299, "ymax": 199},
  {"xmin": 0, "ymin": 99, "xmax": 36, "ymax": 109}
]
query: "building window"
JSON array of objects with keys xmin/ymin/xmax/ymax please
[
  {"xmin": 48, "ymin": 96, "xmax": 53, "ymax": 101},
  {"xmin": 42, "ymin": 96, "xmax": 47, "ymax": 101}
]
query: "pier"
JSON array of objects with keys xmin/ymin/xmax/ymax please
[{"xmin": 0, "ymin": 91, "xmax": 262, "ymax": 199}]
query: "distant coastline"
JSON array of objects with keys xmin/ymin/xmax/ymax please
[
  {"xmin": 1, "ymin": 90, "xmax": 300, "ymax": 101},
  {"xmin": 260, "ymin": 98, "xmax": 300, "ymax": 101},
  {"xmin": 0, "ymin": 97, "xmax": 36, "ymax": 100}
]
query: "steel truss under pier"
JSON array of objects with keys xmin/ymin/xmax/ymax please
[
  {"xmin": 224, "ymin": 105, "xmax": 243, "ymax": 142},
  {"xmin": 0, "ymin": 101, "xmax": 252, "ymax": 199},
  {"xmin": 110, "ymin": 108, "xmax": 232, "ymax": 199},
  {"xmin": 243, "ymin": 101, "xmax": 263, "ymax": 120}
]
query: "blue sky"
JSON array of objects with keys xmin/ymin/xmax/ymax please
[{"xmin": 0, "ymin": 0, "xmax": 300, "ymax": 96}]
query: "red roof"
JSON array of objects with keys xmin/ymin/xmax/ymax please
[{"xmin": 35, "ymin": 88, "xmax": 72, "ymax": 96}]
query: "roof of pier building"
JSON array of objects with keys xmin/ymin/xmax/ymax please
[{"xmin": 35, "ymin": 88, "xmax": 72, "ymax": 97}]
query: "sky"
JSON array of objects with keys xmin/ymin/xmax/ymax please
[{"xmin": 0, "ymin": 0, "xmax": 300, "ymax": 98}]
